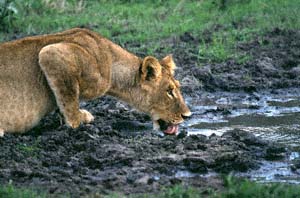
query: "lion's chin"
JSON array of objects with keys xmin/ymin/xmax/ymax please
[{"xmin": 153, "ymin": 119, "xmax": 179, "ymax": 135}]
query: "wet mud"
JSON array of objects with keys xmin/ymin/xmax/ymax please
[
  {"xmin": 0, "ymin": 106, "xmax": 285, "ymax": 196},
  {"xmin": 175, "ymin": 28, "xmax": 300, "ymax": 93},
  {"xmin": 1, "ymin": 28, "xmax": 300, "ymax": 196}
]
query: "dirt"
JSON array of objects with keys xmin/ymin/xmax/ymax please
[
  {"xmin": 0, "ymin": 28, "xmax": 299, "ymax": 197},
  {"xmin": 0, "ymin": 111, "xmax": 285, "ymax": 197},
  {"xmin": 173, "ymin": 28, "xmax": 300, "ymax": 94}
]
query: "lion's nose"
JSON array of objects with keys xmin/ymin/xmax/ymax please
[{"xmin": 181, "ymin": 111, "xmax": 192, "ymax": 119}]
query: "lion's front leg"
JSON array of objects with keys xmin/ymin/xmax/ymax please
[{"xmin": 38, "ymin": 43, "xmax": 95, "ymax": 128}]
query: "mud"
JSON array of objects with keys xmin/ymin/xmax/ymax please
[
  {"xmin": 0, "ymin": 28, "xmax": 299, "ymax": 196},
  {"xmin": 0, "ymin": 107, "xmax": 285, "ymax": 196},
  {"xmin": 173, "ymin": 28, "xmax": 300, "ymax": 93}
]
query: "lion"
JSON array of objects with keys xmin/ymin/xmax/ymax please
[{"xmin": 0, "ymin": 28, "xmax": 191, "ymax": 136}]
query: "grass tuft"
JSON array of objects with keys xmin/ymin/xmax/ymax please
[
  {"xmin": 0, "ymin": 183, "xmax": 45, "ymax": 198},
  {"xmin": 219, "ymin": 176, "xmax": 300, "ymax": 198},
  {"xmin": 102, "ymin": 177, "xmax": 300, "ymax": 198}
]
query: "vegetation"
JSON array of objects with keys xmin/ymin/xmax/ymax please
[
  {"xmin": 16, "ymin": 143, "xmax": 40, "ymax": 157},
  {"xmin": 15, "ymin": 137, "xmax": 41, "ymax": 158},
  {"xmin": 107, "ymin": 177, "xmax": 300, "ymax": 198},
  {"xmin": 0, "ymin": 0, "xmax": 299, "ymax": 62},
  {"xmin": 0, "ymin": 183, "xmax": 45, "ymax": 198},
  {"xmin": 0, "ymin": 0, "xmax": 17, "ymax": 32},
  {"xmin": 3, "ymin": 177, "xmax": 300, "ymax": 198}
]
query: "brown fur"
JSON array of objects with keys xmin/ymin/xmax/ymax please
[{"xmin": 0, "ymin": 28, "xmax": 191, "ymax": 135}]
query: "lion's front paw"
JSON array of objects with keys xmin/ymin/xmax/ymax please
[
  {"xmin": 65, "ymin": 110, "xmax": 94, "ymax": 128},
  {"xmin": 80, "ymin": 109, "xmax": 95, "ymax": 124}
]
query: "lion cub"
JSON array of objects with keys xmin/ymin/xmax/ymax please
[{"xmin": 0, "ymin": 28, "xmax": 191, "ymax": 136}]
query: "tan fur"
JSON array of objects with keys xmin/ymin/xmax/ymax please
[{"xmin": 0, "ymin": 28, "xmax": 191, "ymax": 134}]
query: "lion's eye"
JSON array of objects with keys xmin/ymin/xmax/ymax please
[{"xmin": 167, "ymin": 89, "xmax": 174, "ymax": 98}]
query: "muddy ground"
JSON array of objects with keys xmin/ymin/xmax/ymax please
[
  {"xmin": 174, "ymin": 28, "xmax": 300, "ymax": 93},
  {"xmin": 0, "ymin": 29, "xmax": 299, "ymax": 197}
]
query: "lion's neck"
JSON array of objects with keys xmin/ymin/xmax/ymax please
[{"xmin": 106, "ymin": 44, "xmax": 145, "ymax": 110}]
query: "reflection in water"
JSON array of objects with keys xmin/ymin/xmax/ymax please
[
  {"xmin": 190, "ymin": 113, "xmax": 300, "ymax": 148},
  {"xmin": 184, "ymin": 89, "xmax": 300, "ymax": 183}
]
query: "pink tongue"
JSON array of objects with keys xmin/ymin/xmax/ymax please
[{"xmin": 164, "ymin": 125, "xmax": 178, "ymax": 135}]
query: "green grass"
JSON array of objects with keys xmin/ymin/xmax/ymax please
[
  {"xmin": 218, "ymin": 176, "xmax": 300, "ymax": 198},
  {"xmin": 0, "ymin": 0, "xmax": 299, "ymax": 62},
  {"xmin": 197, "ymin": 0, "xmax": 300, "ymax": 63},
  {"xmin": 104, "ymin": 177, "xmax": 300, "ymax": 198},
  {"xmin": 15, "ymin": 138, "xmax": 40, "ymax": 157},
  {"xmin": 16, "ymin": 143, "xmax": 39, "ymax": 155},
  {"xmin": 3, "ymin": 177, "xmax": 300, "ymax": 198},
  {"xmin": 0, "ymin": 183, "xmax": 45, "ymax": 198}
]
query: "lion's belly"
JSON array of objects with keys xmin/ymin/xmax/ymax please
[{"xmin": 0, "ymin": 76, "xmax": 56, "ymax": 133}]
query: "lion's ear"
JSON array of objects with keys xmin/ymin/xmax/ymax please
[
  {"xmin": 141, "ymin": 56, "xmax": 162, "ymax": 82},
  {"xmin": 160, "ymin": 54, "xmax": 176, "ymax": 74}
]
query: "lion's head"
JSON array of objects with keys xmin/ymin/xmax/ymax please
[{"xmin": 138, "ymin": 55, "xmax": 191, "ymax": 135}]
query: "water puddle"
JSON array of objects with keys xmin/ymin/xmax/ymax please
[
  {"xmin": 183, "ymin": 89, "xmax": 300, "ymax": 183},
  {"xmin": 238, "ymin": 157, "xmax": 300, "ymax": 184}
]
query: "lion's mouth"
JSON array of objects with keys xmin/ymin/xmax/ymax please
[{"xmin": 157, "ymin": 119, "xmax": 179, "ymax": 135}]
